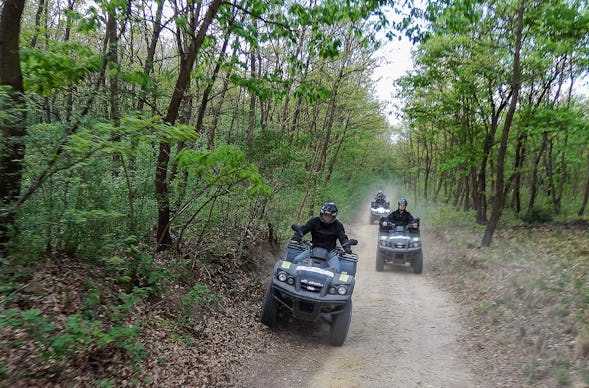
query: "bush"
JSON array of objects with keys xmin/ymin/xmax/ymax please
[{"xmin": 518, "ymin": 206, "xmax": 553, "ymax": 224}]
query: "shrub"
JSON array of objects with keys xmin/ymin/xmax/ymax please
[{"xmin": 518, "ymin": 206, "xmax": 553, "ymax": 224}]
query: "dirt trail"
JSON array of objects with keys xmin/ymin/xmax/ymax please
[
  {"xmin": 238, "ymin": 204, "xmax": 487, "ymax": 388},
  {"xmin": 302, "ymin": 217, "xmax": 478, "ymax": 387}
]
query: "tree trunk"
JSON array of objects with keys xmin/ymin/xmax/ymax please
[
  {"xmin": 29, "ymin": 0, "xmax": 46, "ymax": 48},
  {"xmin": 246, "ymin": 22, "xmax": 257, "ymax": 151},
  {"xmin": 325, "ymin": 113, "xmax": 351, "ymax": 183},
  {"xmin": 155, "ymin": 0, "xmax": 223, "ymax": 251},
  {"xmin": 546, "ymin": 131, "xmax": 567, "ymax": 213},
  {"xmin": 528, "ymin": 131, "xmax": 548, "ymax": 211},
  {"xmin": 196, "ymin": 28, "xmax": 231, "ymax": 143},
  {"xmin": 462, "ymin": 175, "xmax": 471, "ymax": 211},
  {"xmin": 578, "ymin": 153, "xmax": 589, "ymax": 216},
  {"xmin": 135, "ymin": 0, "xmax": 163, "ymax": 113},
  {"xmin": 105, "ymin": 8, "xmax": 121, "ymax": 174},
  {"xmin": 511, "ymin": 132, "xmax": 526, "ymax": 215},
  {"xmin": 421, "ymin": 125, "xmax": 432, "ymax": 201},
  {"xmin": 0, "ymin": 0, "xmax": 27, "ymax": 252},
  {"xmin": 482, "ymin": 2, "xmax": 524, "ymax": 247},
  {"xmin": 208, "ymin": 38, "xmax": 236, "ymax": 149}
]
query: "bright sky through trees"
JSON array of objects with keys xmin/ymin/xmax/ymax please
[{"xmin": 371, "ymin": 35, "xmax": 414, "ymax": 126}]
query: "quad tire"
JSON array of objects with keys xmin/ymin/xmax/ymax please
[
  {"xmin": 260, "ymin": 282, "xmax": 278, "ymax": 326},
  {"xmin": 375, "ymin": 248, "xmax": 384, "ymax": 272},
  {"xmin": 412, "ymin": 251, "xmax": 423, "ymax": 274},
  {"xmin": 329, "ymin": 299, "xmax": 352, "ymax": 346}
]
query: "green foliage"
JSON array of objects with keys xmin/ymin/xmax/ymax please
[
  {"xmin": 175, "ymin": 144, "xmax": 272, "ymax": 198},
  {"xmin": 0, "ymin": 309, "xmax": 56, "ymax": 343},
  {"xmin": 518, "ymin": 206, "xmax": 554, "ymax": 224},
  {"xmin": 524, "ymin": 359, "xmax": 541, "ymax": 383},
  {"xmin": 293, "ymin": 81, "xmax": 332, "ymax": 103},
  {"xmin": 21, "ymin": 43, "xmax": 101, "ymax": 95},
  {"xmin": 229, "ymin": 73, "xmax": 291, "ymax": 101},
  {"xmin": 553, "ymin": 358, "xmax": 572, "ymax": 386},
  {"xmin": 394, "ymin": 0, "xmax": 588, "ymax": 243},
  {"xmin": 102, "ymin": 236, "xmax": 170, "ymax": 292},
  {"xmin": 180, "ymin": 283, "xmax": 221, "ymax": 326},
  {"xmin": 0, "ymin": 288, "xmax": 147, "ymax": 365},
  {"xmin": 68, "ymin": 6, "xmax": 102, "ymax": 33},
  {"xmin": 13, "ymin": 113, "xmax": 210, "ymax": 257},
  {"xmin": 182, "ymin": 283, "xmax": 220, "ymax": 309}
]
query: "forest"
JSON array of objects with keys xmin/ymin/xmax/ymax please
[{"xmin": 0, "ymin": 0, "xmax": 588, "ymax": 385}]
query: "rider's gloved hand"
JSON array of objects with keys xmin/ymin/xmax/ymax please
[
  {"xmin": 292, "ymin": 234, "xmax": 302, "ymax": 243},
  {"xmin": 344, "ymin": 246, "xmax": 352, "ymax": 254}
]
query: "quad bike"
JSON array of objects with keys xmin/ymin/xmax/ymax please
[
  {"xmin": 376, "ymin": 218, "xmax": 423, "ymax": 274},
  {"xmin": 260, "ymin": 225, "xmax": 359, "ymax": 346},
  {"xmin": 369, "ymin": 201, "xmax": 391, "ymax": 224}
]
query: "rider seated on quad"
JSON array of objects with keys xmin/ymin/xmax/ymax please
[
  {"xmin": 380, "ymin": 198, "xmax": 417, "ymax": 229},
  {"xmin": 291, "ymin": 202, "xmax": 352, "ymax": 273},
  {"xmin": 373, "ymin": 191, "xmax": 388, "ymax": 208}
]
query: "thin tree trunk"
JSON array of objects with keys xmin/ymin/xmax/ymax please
[
  {"xmin": 511, "ymin": 132, "xmax": 526, "ymax": 215},
  {"xmin": 155, "ymin": 0, "xmax": 223, "ymax": 251},
  {"xmin": 462, "ymin": 175, "xmax": 471, "ymax": 211},
  {"xmin": 528, "ymin": 131, "xmax": 548, "ymax": 211},
  {"xmin": 136, "ymin": 0, "xmax": 164, "ymax": 112},
  {"xmin": 196, "ymin": 27, "xmax": 232, "ymax": 141},
  {"xmin": 208, "ymin": 44, "xmax": 235, "ymax": 149},
  {"xmin": 106, "ymin": 10, "xmax": 120, "ymax": 121},
  {"xmin": 482, "ymin": 2, "xmax": 524, "ymax": 247},
  {"xmin": 246, "ymin": 20, "xmax": 257, "ymax": 151},
  {"xmin": 578, "ymin": 153, "xmax": 589, "ymax": 216},
  {"xmin": 551, "ymin": 132, "xmax": 568, "ymax": 213},
  {"xmin": 29, "ymin": 0, "xmax": 46, "ymax": 48},
  {"xmin": 423, "ymin": 125, "xmax": 432, "ymax": 201}
]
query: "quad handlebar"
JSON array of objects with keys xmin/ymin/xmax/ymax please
[
  {"xmin": 379, "ymin": 217, "xmax": 420, "ymax": 231},
  {"xmin": 291, "ymin": 224, "xmax": 358, "ymax": 254}
]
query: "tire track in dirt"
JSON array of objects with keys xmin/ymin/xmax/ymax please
[
  {"xmin": 303, "ymin": 210, "xmax": 479, "ymax": 388},
  {"xmin": 238, "ymin": 200, "xmax": 483, "ymax": 388}
]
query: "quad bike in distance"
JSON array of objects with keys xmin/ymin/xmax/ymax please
[
  {"xmin": 376, "ymin": 218, "xmax": 423, "ymax": 274},
  {"xmin": 260, "ymin": 225, "xmax": 359, "ymax": 346},
  {"xmin": 369, "ymin": 201, "xmax": 391, "ymax": 224}
]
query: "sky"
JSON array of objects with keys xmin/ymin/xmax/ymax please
[{"xmin": 370, "ymin": 36, "xmax": 415, "ymax": 126}]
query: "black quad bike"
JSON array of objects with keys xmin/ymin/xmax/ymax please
[
  {"xmin": 260, "ymin": 225, "xmax": 359, "ymax": 346},
  {"xmin": 375, "ymin": 218, "xmax": 423, "ymax": 274}
]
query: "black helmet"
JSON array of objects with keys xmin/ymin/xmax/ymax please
[
  {"xmin": 376, "ymin": 191, "xmax": 384, "ymax": 199},
  {"xmin": 320, "ymin": 202, "xmax": 338, "ymax": 223},
  {"xmin": 398, "ymin": 198, "xmax": 408, "ymax": 206}
]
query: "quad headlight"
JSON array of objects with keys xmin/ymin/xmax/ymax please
[
  {"xmin": 409, "ymin": 237, "xmax": 421, "ymax": 248},
  {"xmin": 277, "ymin": 271, "xmax": 295, "ymax": 284},
  {"xmin": 328, "ymin": 285, "xmax": 348, "ymax": 295},
  {"xmin": 277, "ymin": 271, "xmax": 288, "ymax": 282}
]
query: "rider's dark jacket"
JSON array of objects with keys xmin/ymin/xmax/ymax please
[
  {"xmin": 373, "ymin": 198, "xmax": 388, "ymax": 207},
  {"xmin": 295, "ymin": 217, "xmax": 349, "ymax": 251},
  {"xmin": 383, "ymin": 209, "xmax": 414, "ymax": 226}
]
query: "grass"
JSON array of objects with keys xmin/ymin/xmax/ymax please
[{"xmin": 422, "ymin": 200, "xmax": 589, "ymax": 386}]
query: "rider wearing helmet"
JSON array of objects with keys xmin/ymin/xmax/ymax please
[
  {"xmin": 291, "ymin": 202, "xmax": 351, "ymax": 272},
  {"xmin": 381, "ymin": 198, "xmax": 415, "ymax": 227},
  {"xmin": 374, "ymin": 191, "xmax": 388, "ymax": 207}
]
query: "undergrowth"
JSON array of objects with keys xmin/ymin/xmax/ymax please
[{"xmin": 428, "ymin": 212, "xmax": 589, "ymax": 386}]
